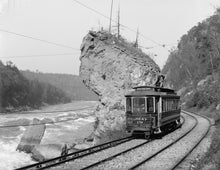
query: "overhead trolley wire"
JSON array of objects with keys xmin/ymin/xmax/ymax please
[
  {"xmin": 0, "ymin": 53, "xmax": 80, "ymax": 59},
  {"xmin": 0, "ymin": 28, "xmax": 80, "ymax": 51},
  {"xmin": 71, "ymin": 0, "xmax": 163, "ymax": 47}
]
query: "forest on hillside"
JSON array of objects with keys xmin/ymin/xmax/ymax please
[
  {"xmin": 163, "ymin": 8, "xmax": 220, "ymax": 110},
  {"xmin": 21, "ymin": 70, "xmax": 98, "ymax": 101},
  {"xmin": 0, "ymin": 61, "xmax": 71, "ymax": 112}
]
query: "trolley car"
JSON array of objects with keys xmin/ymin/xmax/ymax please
[{"xmin": 125, "ymin": 86, "xmax": 181, "ymax": 138}]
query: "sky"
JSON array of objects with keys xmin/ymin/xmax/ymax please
[{"xmin": 0, "ymin": 0, "xmax": 220, "ymax": 75}]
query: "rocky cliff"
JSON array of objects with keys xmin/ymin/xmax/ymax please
[
  {"xmin": 79, "ymin": 31, "xmax": 160, "ymax": 144},
  {"xmin": 162, "ymin": 9, "xmax": 220, "ymax": 111}
]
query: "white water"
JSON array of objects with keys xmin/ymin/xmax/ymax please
[
  {"xmin": 0, "ymin": 108, "xmax": 95, "ymax": 170},
  {"xmin": 0, "ymin": 138, "xmax": 35, "ymax": 170}
]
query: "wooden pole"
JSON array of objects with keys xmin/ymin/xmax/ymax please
[
  {"xmin": 117, "ymin": 4, "xmax": 120, "ymax": 38},
  {"xmin": 109, "ymin": 0, "xmax": 113, "ymax": 33}
]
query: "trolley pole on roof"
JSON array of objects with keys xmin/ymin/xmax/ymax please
[{"xmin": 109, "ymin": 0, "xmax": 114, "ymax": 33}]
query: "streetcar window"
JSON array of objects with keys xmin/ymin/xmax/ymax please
[
  {"xmin": 147, "ymin": 97, "xmax": 154, "ymax": 112},
  {"xmin": 126, "ymin": 98, "xmax": 132, "ymax": 112},
  {"xmin": 167, "ymin": 99, "xmax": 170, "ymax": 111},
  {"xmin": 133, "ymin": 98, "xmax": 145, "ymax": 113},
  {"xmin": 175, "ymin": 100, "xmax": 178, "ymax": 109},
  {"xmin": 177, "ymin": 100, "xmax": 181, "ymax": 109},
  {"xmin": 162, "ymin": 99, "xmax": 167, "ymax": 112}
]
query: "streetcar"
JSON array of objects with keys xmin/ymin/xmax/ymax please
[{"xmin": 125, "ymin": 86, "xmax": 181, "ymax": 138}]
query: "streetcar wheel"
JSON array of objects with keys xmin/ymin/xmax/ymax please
[{"xmin": 144, "ymin": 134, "xmax": 150, "ymax": 140}]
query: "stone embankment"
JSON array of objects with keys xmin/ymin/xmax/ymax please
[{"xmin": 79, "ymin": 30, "xmax": 160, "ymax": 144}]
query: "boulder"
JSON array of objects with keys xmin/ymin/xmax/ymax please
[
  {"xmin": 197, "ymin": 75, "xmax": 213, "ymax": 90},
  {"xmin": 41, "ymin": 118, "xmax": 54, "ymax": 124},
  {"xmin": 31, "ymin": 144, "xmax": 63, "ymax": 162},
  {"xmin": 16, "ymin": 118, "xmax": 46, "ymax": 153},
  {"xmin": 79, "ymin": 31, "xmax": 160, "ymax": 144}
]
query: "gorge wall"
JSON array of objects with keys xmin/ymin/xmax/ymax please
[
  {"xmin": 79, "ymin": 31, "xmax": 160, "ymax": 144},
  {"xmin": 162, "ymin": 9, "xmax": 220, "ymax": 111}
]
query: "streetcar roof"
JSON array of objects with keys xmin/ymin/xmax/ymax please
[{"xmin": 125, "ymin": 86, "xmax": 179, "ymax": 98}]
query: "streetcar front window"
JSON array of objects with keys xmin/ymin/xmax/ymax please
[
  {"xmin": 126, "ymin": 97, "xmax": 132, "ymax": 112},
  {"xmin": 133, "ymin": 98, "xmax": 145, "ymax": 113}
]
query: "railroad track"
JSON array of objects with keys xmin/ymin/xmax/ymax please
[
  {"xmin": 16, "ymin": 136, "xmax": 133, "ymax": 170},
  {"xmin": 77, "ymin": 112, "xmax": 209, "ymax": 170},
  {"xmin": 54, "ymin": 116, "xmax": 185, "ymax": 170},
  {"xmin": 171, "ymin": 110, "xmax": 212, "ymax": 170},
  {"xmin": 16, "ymin": 116, "xmax": 185, "ymax": 170},
  {"xmin": 128, "ymin": 111, "xmax": 212, "ymax": 170},
  {"xmin": 17, "ymin": 111, "xmax": 210, "ymax": 170},
  {"xmin": 78, "ymin": 116, "xmax": 187, "ymax": 170}
]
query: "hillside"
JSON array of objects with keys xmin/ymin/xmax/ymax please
[
  {"xmin": 163, "ymin": 8, "xmax": 220, "ymax": 111},
  {"xmin": 21, "ymin": 71, "xmax": 98, "ymax": 101},
  {"xmin": 0, "ymin": 61, "xmax": 71, "ymax": 112},
  {"xmin": 162, "ymin": 8, "xmax": 220, "ymax": 169}
]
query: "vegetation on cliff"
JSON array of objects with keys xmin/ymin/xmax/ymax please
[
  {"xmin": 163, "ymin": 8, "xmax": 220, "ymax": 112},
  {"xmin": 0, "ymin": 61, "xmax": 71, "ymax": 112}
]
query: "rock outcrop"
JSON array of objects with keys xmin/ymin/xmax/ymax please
[
  {"xmin": 17, "ymin": 118, "xmax": 46, "ymax": 153},
  {"xmin": 79, "ymin": 31, "xmax": 160, "ymax": 144}
]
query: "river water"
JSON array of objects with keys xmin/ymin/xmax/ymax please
[{"xmin": 0, "ymin": 101, "xmax": 97, "ymax": 170}]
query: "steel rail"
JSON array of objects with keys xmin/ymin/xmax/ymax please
[
  {"xmin": 79, "ymin": 116, "xmax": 185, "ymax": 170},
  {"xmin": 129, "ymin": 111, "xmax": 198, "ymax": 170},
  {"xmin": 16, "ymin": 136, "xmax": 133, "ymax": 170},
  {"xmin": 170, "ymin": 110, "xmax": 212, "ymax": 170}
]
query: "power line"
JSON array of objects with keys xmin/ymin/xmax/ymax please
[
  {"xmin": 71, "ymin": 0, "xmax": 163, "ymax": 47},
  {"xmin": 139, "ymin": 43, "xmax": 177, "ymax": 50},
  {"xmin": 0, "ymin": 53, "xmax": 80, "ymax": 59},
  {"xmin": 71, "ymin": 0, "xmax": 111, "ymax": 20},
  {"xmin": 0, "ymin": 106, "xmax": 94, "ymax": 128},
  {"xmin": 0, "ymin": 28, "xmax": 80, "ymax": 51}
]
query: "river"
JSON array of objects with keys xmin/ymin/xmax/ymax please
[{"xmin": 0, "ymin": 101, "xmax": 97, "ymax": 170}]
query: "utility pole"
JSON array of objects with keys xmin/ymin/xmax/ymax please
[
  {"xmin": 134, "ymin": 28, "xmax": 139, "ymax": 48},
  {"xmin": 109, "ymin": 0, "xmax": 114, "ymax": 33},
  {"xmin": 117, "ymin": 4, "xmax": 120, "ymax": 39}
]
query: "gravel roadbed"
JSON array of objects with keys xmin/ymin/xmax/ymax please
[
  {"xmin": 86, "ymin": 113, "xmax": 195, "ymax": 170},
  {"xmin": 49, "ymin": 139, "xmax": 147, "ymax": 170},
  {"xmin": 136, "ymin": 112, "xmax": 210, "ymax": 170},
  {"xmin": 175, "ymin": 114, "xmax": 214, "ymax": 170}
]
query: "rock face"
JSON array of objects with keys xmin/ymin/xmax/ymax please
[
  {"xmin": 17, "ymin": 118, "xmax": 46, "ymax": 153},
  {"xmin": 79, "ymin": 31, "xmax": 160, "ymax": 144}
]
